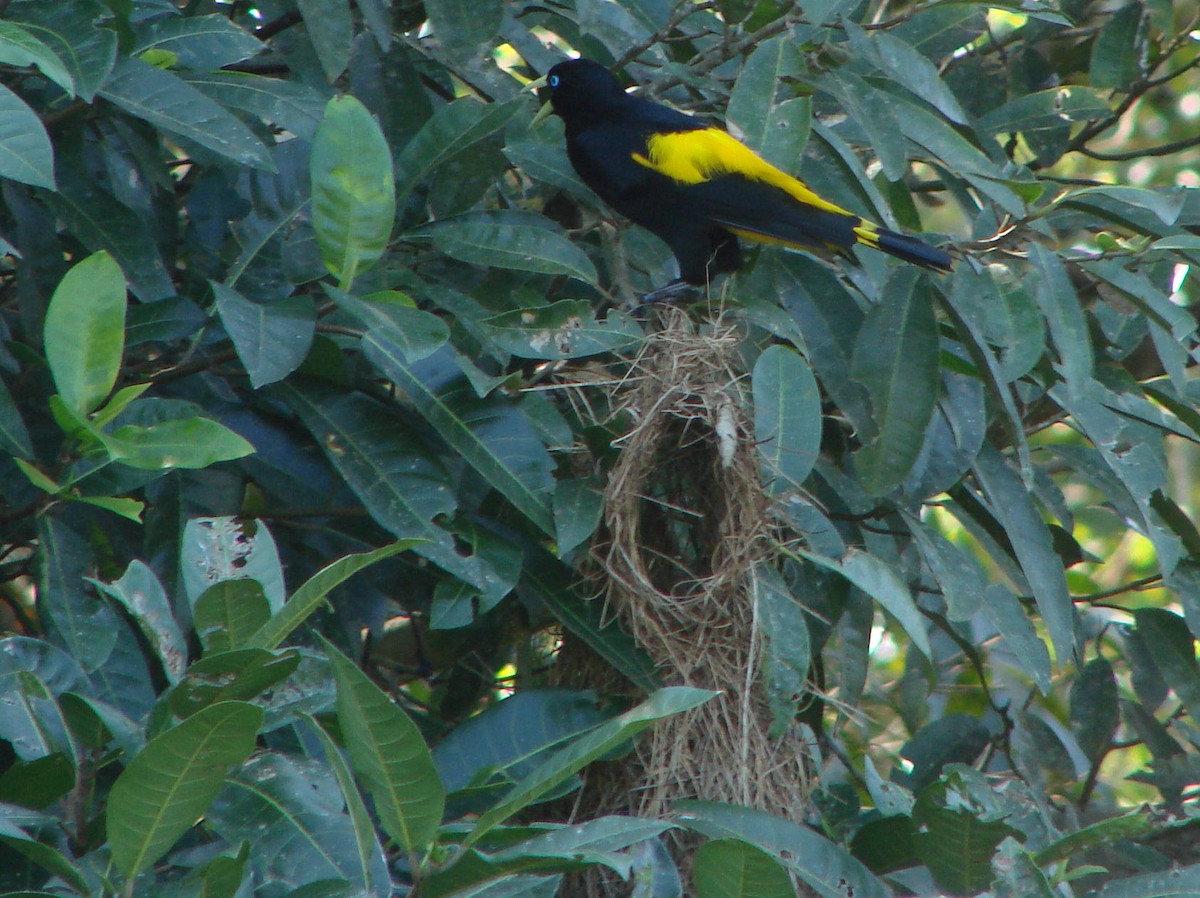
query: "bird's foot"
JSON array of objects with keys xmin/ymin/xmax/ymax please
[{"xmin": 638, "ymin": 279, "xmax": 700, "ymax": 306}]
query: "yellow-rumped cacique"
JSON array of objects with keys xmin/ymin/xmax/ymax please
[{"xmin": 533, "ymin": 58, "xmax": 952, "ymax": 301}]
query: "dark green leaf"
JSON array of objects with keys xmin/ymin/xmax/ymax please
[
  {"xmin": 726, "ymin": 36, "xmax": 809, "ymax": 169},
  {"xmin": 249, "ymin": 541, "xmax": 419, "ymax": 650},
  {"xmin": 1133, "ymin": 609, "xmax": 1200, "ymax": 717},
  {"xmin": 324, "ymin": 637, "xmax": 445, "ymax": 853},
  {"xmin": 426, "ymin": 0, "xmax": 504, "ymax": 62},
  {"xmin": 1070, "ymin": 657, "xmax": 1119, "ymax": 763},
  {"xmin": 184, "ymin": 71, "xmax": 327, "ymax": 142},
  {"xmin": 8, "ymin": 0, "xmax": 116, "ymax": 101},
  {"xmin": 395, "ymin": 97, "xmax": 524, "ymax": 205},
  {"xmin": 131, "ymin": 14, "xmax": 264, "ymax": 70},
  {"xmin": 296, "ymin": 0, "xmax": 352, "ymax": 82},
  {"xmin": 327, "ymin": 288, "xmax": 449, "ymax": 362},
  {"xmin": 851, "ymin": 269, "xmax": 939, "ymax": 495},
  {"xmin": 91, "ymin": 561, "xmax": 186, "ymax": 684},
  {"xmin": 465, "ymin": 688, "xmax": 715, "ymax": 848},
  {"xmin": 754, "ymin": 565, "xmax": 811, "ymax": 738},
  {"xmin": 214, "ymin": 283, "xmax": 316, "ymax": 388},
  {"xmin": 0, "ymin": 83, "xmax": 55, "ymax": 189},
  {"xmin": 99, "ymin": 57, "xmax": 273, "ymax": 171},
  {"xmin": 107, "ymin": 701, "xmax": 263, "ymax": 877},
  {"xmin": 207, "ymin": 751, "xmax": 389, "ymax": 891},
  {"xmin": 676, "ymin": 801, "xmax": 888, "ymax": 898},
  {"xmin": 193, "ymin": 580, "xmax": 271, "ymax": 654},
  {"xmin": 977, "ymin": 87, "xmax": 1112, "ymax": 135},
  {"xmin": 0, "ymin": 20, "xmax": 75, "ymax": 94},
  {"xmin": 167, "ymin": 649, "xmax": 299, "ymax": 719},
  {"xmin": 363, "ymin": 337, "xmax": 557, "ymax": 536},
  {"xmin": 1090, "ymin": 3, "xmax": 1147, "ymax": 90},
  {"xmin": 482, "ymin": 301, "xmax": 640, "ymax": 359},
  {"xmin": 972, "ymin": 446, "xmax": 1074, "ymax": 664},
  {"xmin": 753, "ymin": 344, "xmax": 821, "ymax": 494},
  {"xmin": 694, "ymin": 839, "xmax": 796, "ymax": 898},
  {"xmin": 433, "ymin": 218, "xmax": 597, "ymax": 284}
]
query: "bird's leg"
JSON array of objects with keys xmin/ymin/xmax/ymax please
[{"xmin": 638, "ymin": 279, "xmax": 701, "ymax": 305}]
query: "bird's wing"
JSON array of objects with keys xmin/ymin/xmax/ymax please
[
  {"xmin": 631, "ymin": 127, "xmax": 855, "ymax": 218},
  {"xmin": 628, "ymin": 126, "xmax": 953, "ymax": 268}
]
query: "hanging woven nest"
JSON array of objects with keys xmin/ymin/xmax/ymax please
[{"xmin": 577, "ymin": 305, "xmax": 816, "ymax": 823}]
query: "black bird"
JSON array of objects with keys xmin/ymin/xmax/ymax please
[{"xmin": 533, "ymin": 58, "xmax": 952, "ymax": 301}]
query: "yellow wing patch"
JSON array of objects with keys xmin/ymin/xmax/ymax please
[{"xmin": 632, "ymin": 128, "xmax": 855, "ymax": 219}]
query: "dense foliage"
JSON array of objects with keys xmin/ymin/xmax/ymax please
[{"xmin": 1, "ymin": 0, "xmax": 1199, "ymax": 896}]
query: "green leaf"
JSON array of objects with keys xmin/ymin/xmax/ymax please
[
  {"xmin": 1064, "ymin": 185, "xmax": 1187, "ymax": 227},
  {"xmin": 44, "ymin": 251, "xmax": 126, "ymax": 415},
  {"xmin": 167, "ymin": 648, "xmax": 299, "ymax": 719},
  {"xmin": 311, "ymin": 95, "xmax": 395, "ymax": 288},
  {"xmin": 184, "ymin": 71, "xmax": 327, "ymax": 142},
  {"xmin": 753, "ymin": 565, "xmax": 811, "ymax": 738},
  {"xmin": 249, "ymin": 541, "xmax": 420, "ymax": 650},
  {"xmin": 726, "ymin": 35, "xmax": 809, "ymax": 169},
  {"xmin": 912, "ymin": 778, "xmax": 1016, "ymax": 895},
  {"xmin": 363, "ymin": 336, "xmax": 556, "ymax": 536},
  {"xmin": 798, "ymin": 548, "xmax": 932, "ymax": 660},
  {"xmin": 432, "ymin": 217, "xmax": 597, "ymax": 284},
  {"xmin": 676, "ymin": 801, "xmax": 887, "ymax": 898},
  {"xmin": 323, "ymin": 637, "xmax": 445, "ymax": 854},
  {"xmin": 972, "ymin": 446, "xmax": 1074, "ymax": 664},
  {"xmin": 7, "ymin": 0, "xmax": 116, "ymax": 101},
  {"xmin": 193, "ymin": 581, "xmax": 272, "ymax": 655},
  {"xmin": 464, "ymin": 688, "xmax": 715, "ymax": 848},
  {"xmin": 99, "ymin": 57, "xmax": 274, "ymax": 171},
  {"xmin": 103, "ymin": 415, "xmax": 255, "ymax": 470},
  {"xmin": 976, "ymin": 87, "xmax": 1112, "ymax": 135},
  {"xmin": 281, "ymin": 382, "xmax": 507, "ymax": 594},
  {"xmin": 91, "ymin": 561, "xmax": 187, "ymax": 684},
  {"xmin": 107, "ymin": 701, "xmax": 263, "ymax": 877},
  {"xmin": 481, "ymin": 300, "xmax": 641, "ymax": 360},
  {"xmin": 981, "ymin": 584, "xmax": 1053, "ymax": 694},
  {"xmin": 207, "ymin": 752, "xmax": 389, "ymax": 891},
  {"xmin": 1070, "ymin": 657, "xmax": 1119, "ymax": 763},
  {"xmin": 553, "ymin": 479, "xmax": 604, "ymax": 557},
  {"xmin": 42, "ymin": 160, "xmax": 174, "ymax": 301},
  {"xmin": 214, "ymin": 283, "xmax": 316, "ymax": 388},
  {"xmin": 867, "ymin": 29, "xmax": 968, "ymax": 124},
  {"xmin": 753, "ymin": 344, "xmax": 821, "ymax": 494},
  {"xmin": 394, "ymin": 97, "xmax": 523, "ymax": 206},
  {"xmin": 36, "ymin": 517, "xmax": 119, "ymax": 672},
  {"xmin": 425, "ymin": 0, "xmax": 503, "ymax": 62},
  {"xmin": 1031, "ymin": 244, "xmax": 1092, "ymax": 394},
  {"xmin": 0, "ymin": 84, "xmax": 54, "ymax": 189},
  {"xmin": 991, "ymin": 838, "xmax": 1055, "ymax": 898},
  {"xmin": 0, "ymin": 376, "xmax": 33, "ymax": 459},
  {"xmin": 1133, "ymin": 609, "xmax": 1200, "ymax": 717},
  {"xmin": 851, "ymin": 268, "xmax": 939, "ymax": 495},
  {"xmin": 131, "ymin": 14, "xmax": 265, "ymax": 70},
  {"xmin": 0, "ymin": 825, "xmax": 91, "ymax": 896},
  {"xmin": 1090, "ymin": 3, "xmax": 1147, "ymax": 90},
  {"xmin": 181, "ymin": 517, "xmax": 287, "ymax": 613},
  {"xmin": 0, "ymin": 20, "xmax": 75, "ymax": 94},
  {"xmin": 694, "ymin": 839, "xmax": 796, "ymax": 898},
  {"xmin": 304, "ymin": 716, "xmax": 391, "ymax": 898},
  {"xmin": 1034, "ymin": 809, "xmax": 1158, "ymax": 867},
  {"xmin": 296, "ymin": 0, "xmax": 352, "ymax": 82},
  {"xmin": 519, "ymin": 548, "xmax": 661, "ymax": 693},
  {"xmin": 326, "ymin": 287, "xmax": 449, "ymax": 363},
  {"xmin": 432, "ymin": 689, "xmax": 614, "ymax": 794}
]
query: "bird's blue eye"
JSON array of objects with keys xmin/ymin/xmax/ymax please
[{"xmin": 548, "ymin": 74, "xmax": 560, "ymax": 88}]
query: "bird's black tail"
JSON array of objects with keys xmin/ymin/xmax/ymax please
[{"xmin": 858, "ymin": 224, "xmax": 953, "ymax": 271}]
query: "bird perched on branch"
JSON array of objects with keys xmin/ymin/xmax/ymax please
[{"xmin": 531, "ymin": 58, "xmax": 952, "ymax": 302}]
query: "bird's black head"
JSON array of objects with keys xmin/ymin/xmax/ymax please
[{"xmin": 542, "ymin": 59, "xmax": 630, "ymax": 131}]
